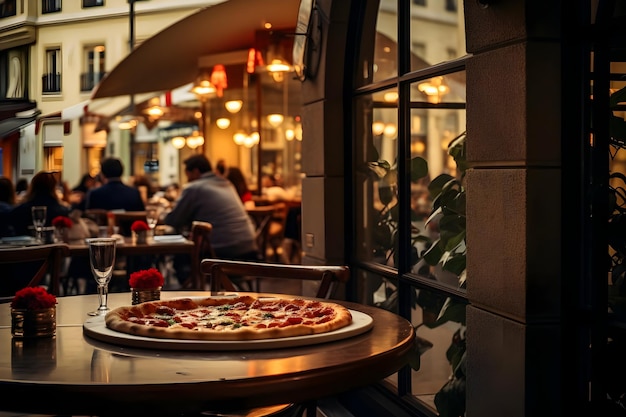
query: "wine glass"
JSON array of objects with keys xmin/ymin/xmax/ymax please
[
  {"xmin": 146, "ymin": 208, "xmax": 159, "ymax": 237},
  {"xmin": 31, "ymin": 206, "xmax": 47, "ymax": 243},
  {"xmin": 86, "ymin": 238, "xmax": 117, "ymax": 316}
]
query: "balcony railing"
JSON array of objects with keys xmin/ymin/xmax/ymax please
[
  {"xmin": 42, "ymin": 73, "xmax": 61, "ymax": 94},
  {"xmin": 42, "ymin": 0, "xmax": 62, "ymax": 14},
  {"xmin": 80, "ymin": 72, "xmax": 106, "ymax": 92}
]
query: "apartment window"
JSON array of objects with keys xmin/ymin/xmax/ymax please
[
  {"xmin": 0, "ymin": 0, "xmax": 17, "ymax": 18},
  {"xmin": 445, "ymin": 0, "xmax": 458, "ymax": 12},
  {"xmin": 42, "ymin": 0, "xmax": 61, "ymax": 14},
  {"xmin": 42, "ymin": 48, "xmax": 61, "ymax": 94},
  {"xmin": 81, "ymin": 44, "xmax": 105, "ymax": 92},
  {"xmin": 82, "ymin": 0, "xmax": 103, "ymax": 7}
]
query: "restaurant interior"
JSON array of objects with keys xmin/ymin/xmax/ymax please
[{"xmin": 3, "ymin": 0, "xmax": 626, "ymax": 416}]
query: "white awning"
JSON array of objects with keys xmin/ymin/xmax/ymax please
[{"xmin": 91, "ymin": 0, "xmax": 299, "ymax": 99}]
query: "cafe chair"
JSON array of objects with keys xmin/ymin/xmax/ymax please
[
  {"xmin": 266, "ymin": 202, "xmax": 289, "ymax": 263},
  {"xmin": 0, "ymin": 243, "xmax": 70, "ymax": 301},
  {"xmin": 201, "ymin": 259, "xmax": 350, "ymax": 300},
  {"xmin": 200, "ymin": 259, "xmax": 350, "ymax": 417},
  {"xmin": 83, "ymin": 208, "xmax": 109, "ymax": 227},
  {"xmin": 183, "ymin": 221, "xmax": 217, "ymax": 290},
  {"xmin": 246, "ymin": 205, "xmax": 276, "ymax": 260},
  {"xmin": 110, "ymin": 210, "xmax": 148, "ymax": 236}
]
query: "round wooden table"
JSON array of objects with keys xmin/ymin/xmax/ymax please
[{"xmin": 0, "ymin": 291, "xmax": 415, "ymax": 416}]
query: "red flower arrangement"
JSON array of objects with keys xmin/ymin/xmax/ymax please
[
  {"xmin": 52, "ymin": 215, "xmax": 73, "ymax": 229},
  {"xmin": 131, "ymin": 220, "xmax": 150, "ymax": 232},
  {"xmin": 11, "ymin": 287, "xmax": 57, "ymax": 310},
  {"xmin": 129, "ymin": 268, "xmax": 164, "ymax": 289}
]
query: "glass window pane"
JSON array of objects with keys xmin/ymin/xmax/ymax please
[
  {"xmin": 411, "ymin": 288, "xmax": 467, "ymax": 413},
  {"xmin": 354, "ymin": 91, "xmax": 399, "ymax": 267},
  {"xmin": 410, "ymin": 0, "xmax": 466, "ymax": 71},
  {"xmin": 408, "ymin": 71, "xmax": 466, "ymax": 291},
  {"xmin": 356, "ymin": 2, "xmax": 398, "ymax": 86}
]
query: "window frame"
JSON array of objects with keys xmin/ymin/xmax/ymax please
[
  {"xmin": 43, "ymin": 47, "xmax": 62, "ymax": 94},
  {"xmin": 346, "ymin": 1, "xmax": 469, "ymax": 414}
]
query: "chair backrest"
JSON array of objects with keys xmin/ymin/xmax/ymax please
[
  {"xmin": 83, "ymin": 208, "xmax": 109, "ymax": 226},
  {"xmin": 111, "ymin": 211, "xmax": 148, "ymax": 236},
  {"xmin": 185, "ymin": 221, "xmax": 216, "ymax": 290},
  {"xmin": 200, "ymin": 258, "xmax": 350, "ymax": 299},
  {"xmin": 0, "ymin": 243, "xmax": 70, "ymax": 299},
  {"xmin": 246, "ymin": 205, "xmax": 275, "ymax": 258}
]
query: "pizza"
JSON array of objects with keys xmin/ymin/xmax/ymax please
[{"xmin": 104, "ymin": 295, "xmax": 353, "ymax": 341}]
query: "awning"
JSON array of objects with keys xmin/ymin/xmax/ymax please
[
  {"xmin": 0, "ymin": 116, "xmax": 36, "ymax": 139},
  {"xmin": 91, "ymin": 0, "xmax": 300, "ymax": 99}
]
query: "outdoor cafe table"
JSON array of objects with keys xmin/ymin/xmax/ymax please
[
  {"xmin": 67, "ymin": 235, "xmax": 194, "ymax": 257},
  {"xmin": 0, "ymin": 291, "xmax": 415, "ymax": 416}
]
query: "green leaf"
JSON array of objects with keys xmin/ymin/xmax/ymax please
[
  {"xmin": 410, "ymin": 157, "xmax": 429, "ymax": 181},
  {"xmin": 423, "ymin": 239, "xmax": 445, "ymax": 265},
  {"xmin": 428, "ymin": 173, "xmax": 455, "ymax": 196},
  {"xmin": 442, "ymin": 254, "xmax": 466, "ymax": 276},
  {"xmin": 610, "ymin": 86, "xmax": 626, "ymax": 108}
]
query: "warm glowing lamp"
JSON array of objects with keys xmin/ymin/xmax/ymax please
[
  {"xmin": 285, "ymin": 129, "xmax": 295, "ymax": 141},
  {"xmin": 216, "ymin": 117, "xmax": 231, "ymax": 129},
  {"xmin": 266, "ymin": 59, "xmax": 292, "ymax": 73},
  {"xmin": 191, "ymin": 69, "xmax": 216, "ymax": 98},
  {"xmin": 383, "ymin": 123, "xmax": 397, "ymax": 139},
  {"xmin": 372, "ymin": 121, "xmax": 385, "ymax": 136},
  {"xmin": 267, "ymin": 114, "xmax": 284, "ymax": 128},
  {"xmin": 171, "ymin": 136, "xmax": 186, "ymax": 149},
  {"xmin": 186, "ymin": 131, "xmax": 205, "ymax": 149},
  {"xmin": 233, "ymin": 131, "xmax": 247, "ymax": 145},
  {"xmin": 225, "ymin": 100, "xmax": 243, "ymax": 113},
  {"xmin": 417, "ymin": 76, "xmax": 450, "ymax": 104}
]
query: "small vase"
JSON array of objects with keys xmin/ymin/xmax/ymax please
[
  {"xmin": 133, "ymin": 230, "xmax": 148, "ymax": 244},
  {"xmin": 131, "ymin": 287, "xmax": 161, "ymax": 305},
  {"xmin": 11, "ymin": 307, "xmax": 56, "ymax": 338}
]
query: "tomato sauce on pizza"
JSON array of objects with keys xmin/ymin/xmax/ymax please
[{"xmin": 105, "ymin": 295, "xmax": 353, "ymax": 341}]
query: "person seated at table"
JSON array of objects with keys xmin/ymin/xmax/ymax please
[
  {"xmin": 165, "ymin": 155, "xmax": 261, "ymax": 285},
  {"xmin": 14, "ymin": 177, "xmax": 28, "ymax": 204},
  {"xmin": 0, "ymin": 177, "xmax": 16, "ymax": 237},
  {"xmin": 226, "ymin": 166, "xmax": 255, "ymax": 209},
  {"xmin": 7, "ymin": 171, "xmax": 71, "ymax": 237},
  {"xmin": 85, "ymin": 157, "xmax": 145, "ymax": 236},
  {"xmin": 68, "ymin": 173, "xmax": 96, "ymax": 211}
]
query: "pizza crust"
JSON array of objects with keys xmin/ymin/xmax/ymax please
[{"xmin": 105, "ymin": 296, "xmax": 353, "ymax": 341}]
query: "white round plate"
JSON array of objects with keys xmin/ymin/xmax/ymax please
[{"xmin": 83, "ymin": 309, "xmax": 373, "ymax": 351}]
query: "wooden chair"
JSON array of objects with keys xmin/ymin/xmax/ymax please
[
  {"xmin": 200, "ymin": 259, "xmax": 350, "ymax": 416},
  {"xmin": 246, "ymin": 205, "xmax": 276, "ymax": 259},
  {"xmin": 201, "ymin": 259, "xmax": 350, "ymax": 300},
  {"xmin": 111, "ymin": 210, "xmax": 148, "ymax": 236},
  {"xmin": 183, "ymin": 221, "xmax": 217, "ymax": 290},
  {"xmin": 0, "ymin": 243, "xmax": 70, "ymax": 301},
  {"xmin": 83, "ymin": 208, "xmax": 109, "ymax": 227},
  {"xmin": 266, "ymin": 202, "xmax": 289, "ymax": 263}
]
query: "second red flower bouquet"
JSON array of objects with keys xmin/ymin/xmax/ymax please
[
  {"xmin": 130, "ymin": 220, "xmax": 150, "ymax": 232},
  {"xmin": 11, "ymin": 287, "xmax": 57, "ymax": 310},
  {"xmin": 129, "ymin": 268, "xmax": 164, "ymax": 289},
  {"xmin": 52, "ymin": 216, "xmax": 73, "ymax": 229}
]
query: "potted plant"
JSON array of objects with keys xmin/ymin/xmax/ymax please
[
  {"xmin": 129, "ymin": 267, "xmax": 164, "ymax": 304},
  {"xmin": 366, "ymin": 131, "xmax": 467, "ymax": 417},
  {"xmin": 10, "ymin": 287, "xmax": 57, "ymax": 338}
]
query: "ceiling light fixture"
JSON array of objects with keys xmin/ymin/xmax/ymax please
[
  {"xmin": 267, "ymin": 113, "xmax": 284, "ymax": 128},
  {"xmin": 225, "ymin": 100, "xmax": 243, "ymax": 113},
  {"xmin": 216, "ymin": 117, "xmax": 231, "ymax": 129}
]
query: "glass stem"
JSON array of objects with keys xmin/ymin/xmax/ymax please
[{"xmin": 97, "ymin": 284, "xmax": 109, "ymax": 312}]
